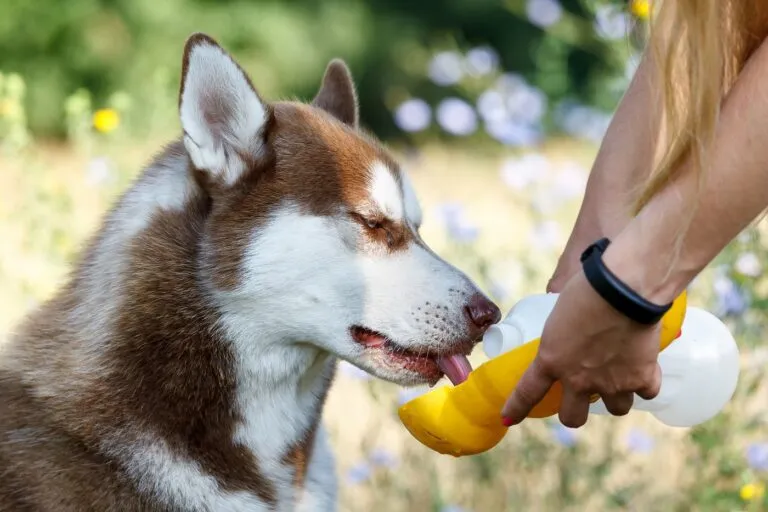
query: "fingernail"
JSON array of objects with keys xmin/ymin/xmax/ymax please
[{"xmin": 502, "ymin": 416, "xmax": 515, "ymax": 427}]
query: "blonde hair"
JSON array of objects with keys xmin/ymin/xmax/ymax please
[{"xmin": 634, "ymin": 1, "xmax": 768, "ymax": 215}]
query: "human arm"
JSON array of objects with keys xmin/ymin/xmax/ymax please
[
  {"xmin": 548, "ymin": 51, "xmax": 663, "ymax": 291},
  {"xmin": 502, "ymin": 37, "xmax": 768, "ymax": 428}
]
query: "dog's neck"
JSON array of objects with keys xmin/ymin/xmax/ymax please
[{"xmin": 9, "ymin": 143, "xmax": 337, "ymax": 507}]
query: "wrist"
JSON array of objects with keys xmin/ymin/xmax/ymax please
[{"xmin": 600, "ymin": 231, "xmax": 699, "ymax": 307}]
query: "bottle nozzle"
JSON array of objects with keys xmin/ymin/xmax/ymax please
[{"xmin": 483, "ymin": 322, "xmax": 525, "ymax": 359}]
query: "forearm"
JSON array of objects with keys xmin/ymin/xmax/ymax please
[
  {"xmin": 567, "ymin": 50, "xmax": 663, "ymax": 245},
  {"xmin": 604, "ymin": 38, "xmax": 768, "ymax": 305}
]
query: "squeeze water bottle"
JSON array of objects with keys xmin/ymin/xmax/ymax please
[
  {"xmin": 483, "ymin": 293, "xmax": 741, "ymax": 427},
  {"xmin": 397, "ymin": 291, "xmax": 741, "ymax": 457}
]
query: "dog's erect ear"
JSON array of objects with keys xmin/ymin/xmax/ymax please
[
  {"xmin": 179, "ymin": 33, "xmax": 269, "ymax": 185},
  {"xmin": 312, "ymin": 59, "xmax": 359, "ymax": 128}
]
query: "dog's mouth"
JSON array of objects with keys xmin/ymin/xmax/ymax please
[{"xmin": 350, "ymin": 325, "xmax": 474, "ymax": 386}]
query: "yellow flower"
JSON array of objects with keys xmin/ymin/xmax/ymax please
[
  {"xmin": 631, "ymin": 0, "xmax": 651, "ymax": 20},
  {"xmin": 92, "ymin": 108, "xmax": 120, "ymax": 134},
  {"xmin": 740, "ymin": 482, "xmax": 765, "ymax": 501}
]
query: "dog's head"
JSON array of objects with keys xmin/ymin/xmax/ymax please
[{"xmin": 179, "ymin": 33, "xmax": 500, "ymax": 386}]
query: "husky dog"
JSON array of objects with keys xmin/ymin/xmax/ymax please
[{"xmin": 0, "ymin": 33, "xmax": 500, "ymax": 511}]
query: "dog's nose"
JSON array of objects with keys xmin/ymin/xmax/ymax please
[{"xmin": 465, "ymin": 293, "xmax": 502, "ymax": 337}]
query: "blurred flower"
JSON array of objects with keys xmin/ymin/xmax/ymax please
[
  {"xmin": 506, "ymin": 85, "xmax": 547, "ymax": 126},
  {"xmin": 740, "ymin": 482, "xmax": 765, "ymax": 501},
  {"xmin": 369, "ymin": 448, "xmax": 398, "ymax": 469},
  {"xmin": 556, "ymin": 103, "xmax": 612, "ymax": 144},
  {"xmin": 436, "ymin": 98, "xmax": 478, "ymax": 136},
  {"xmin": 631, "ymin": 0, "xmax": 651, "ymax": 20},
  {"xmin": 735, "ymin": 252, "xmax": 761, "ymax": 277},
  {"xmin": 441, "ymin": 506, "xmax": 470, "ymax": 512},
  {"xmin": 530, "ymin": 221, "xmax": 562, "ymax": 251},
  {"xmin": 595, "ymin": 5, "xmax": 630, "ymax": 40},
  {"xmin": 465, "ymin": 46, "xmax": 499, "ymax": 76},
  {"xmin": 486, "ymin": 119, "xmax": 541, "ymax": 147},
  {"xmin": 526, "ymin": 0, "xmax": 563, "ymax": 28},
  {"xmin": 551, "ymin": 422, "xmax": 578, "ymax": 447},
  {"xmin": 93, "ymin": 108, "xmax": 120, "ymax": 134},
  {"xmin": 394, "ymin": 98, "xmax": 431, "ymax": 132},
  {"xmin": 428, "ymin": 51, "xmax": 464, "ymax": 86},
  {"xmin": 346, "ymin": 462, "xmax": 372, "ymax": 485},
  {"xmin": 437, "ymin": 202, "xmax": 480, "ymax": 243},
  {"xmin": 553, "ymin": 163, "xmax": 588, "ymax": 200},
  {"xmin": 477, "ymin": 90, "xmax": 506, "ymax": 123},
  {"xmin": 398, "ymin": 386, "xmax": 429, "ymax": 405},
  {"xmin": 747, "ymin": 443, "xmax": 768, "ymax": 471},
  {"xmin": 500, "ymin": 153, "xmax": 550, "ymax": 190},
  {"xmin": 339, "ymin": 360, "xmax": 372, "ymax": 381},
  {"xmin": 714, "ymin": 276, "xmax": 749, "ymax": 317},
  {"xmin": 626, "ymin": 428, "xmax": 655, "ymax": 453},
  {"xmin": 86, "ymin": 156, "xmax": 116, "ymax": 186}
]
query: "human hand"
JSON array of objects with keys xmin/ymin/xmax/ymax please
[{"xmin": 501, "ymin": 269, "xmax": 663, "ymax": 428}]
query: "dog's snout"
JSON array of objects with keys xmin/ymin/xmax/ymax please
[{"xmin": 464, "ymin": 293, "xmax": 501, "ymax": 337}]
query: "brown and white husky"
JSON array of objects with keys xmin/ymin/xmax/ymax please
[{"xmin": 0, "ymin": 33, "xmax": 500, "ymax": 511}]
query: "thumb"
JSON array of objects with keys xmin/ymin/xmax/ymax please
[{"xmin": 501, "ymin": 358, "xmax": 555, "ymax": 425}]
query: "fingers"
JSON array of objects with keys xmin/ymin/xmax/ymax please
[
  {"xmin": 636, "ymin": 362, "xmax": 662, "ymax": 401},
  {"xmin": 601, "ymin": 392, "xmax": 634, "ymax": 416},
  {"xmin": 501, "ymin": 359, "xmax": 555, "ymax": 425},
  {"xmin": 558, "ymin": 387, "xmax": 591, "ymax": 428}
]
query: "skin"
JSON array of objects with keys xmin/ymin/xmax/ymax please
[{"xmin": 502, "ymin": 35, "xmax": 768, "ymax": 428}]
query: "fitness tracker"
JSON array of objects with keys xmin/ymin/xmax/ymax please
[{"xmin": 580, "ymin": 237, "xmax": 673, "ymax": 325}]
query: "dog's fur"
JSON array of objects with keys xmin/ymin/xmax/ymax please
[{"xmin": 0, "ymin": 34, "xmax": 500, "ymax": 511}]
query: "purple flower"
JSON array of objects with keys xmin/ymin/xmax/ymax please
[
  {"xmin": 486, "ymin": 119, "xmax": 542, "ymax": 147},
  {"xmin": 500, "ymin": 153, "xmax": 550, "ymax": 190},
  {"xmin": 747, "ymin": 443, "xmax": 768, "ymax": 471},
  {"xmin": 394, "ymin": 99, "xmax": 431, "ymax": 132},
  {"xmin": 428, "ymin": 52, "xmax": 464, "ymax": 86},
  {"xmin": 555, "ymin": 102, "xmax": 612, "ymax": 144},
  {"xmin": 595, "ymin": 5, "xmax": 630, "ymax": 40},
  {"xmin": 369, "ymin": 448, "xmax": 398, "ymax": 469},
  {"xmin": 626, "ymin": 428, "xmax": 655, "ymax": 453},
  {"xmin": 346, "ymin": 462, "xmax": 372, "ymax": 485},
  {"xmin": 551, "ymin": 422, "xmax": 578, "ymax": 447},
  {"xmin": 465, "ymin": 46, "xmax": 499, "ymax": 76},
  {"xmin": 436, "ymin": 202, "xmax": 479, "ymax": 243},
  {"xmin": 526, "ymin": 0, "xmax": 563, "ymax": 27},
  {"xmin": 436, "ymin": 98, "xmax": 478, "ymax": 136},
  {"xmin": 714, "ymin": 276, "xmax": 749, "ymax": 317},
  {"xmin": 339, "ymin": 361, "xmax": 372, "ymax": 381},
  {"xmin": 442, "ymin": 506, "xmax": 470, "ymax": 512}
]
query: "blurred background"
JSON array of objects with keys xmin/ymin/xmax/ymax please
[{"xmin": 2, "ymin": 0, "xmax": 768, "ymax": 510}]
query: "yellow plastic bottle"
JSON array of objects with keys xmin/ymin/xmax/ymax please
[{"xmin": 397, "ymin": 291, "xmax": 688, "ymax": 457}]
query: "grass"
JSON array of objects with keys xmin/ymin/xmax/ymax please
[{"xmin": 2, "ymin": 133, "xmax": 768, "ymax": 511}]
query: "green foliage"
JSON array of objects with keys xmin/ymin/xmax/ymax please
[{"xmin": 0, "ymin": 0, "xmax": 640, "ymax": 140}]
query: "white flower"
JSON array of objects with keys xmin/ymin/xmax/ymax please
[
  {"xmin": 394, "ymin": 98, "xmax": 431, "ymax": 132},
  {"xmin": 735, "ymin": 252, "xmax": 761, "ymax": 277},
  {"xmin": 553, "ymin": 163, "xmax": 588, "ymax": 199},
  {"xmin": 428, "ymin": 51, "xmax": 464, "ymax": 86},
  {"xmin": 436, "ymin": 98, "xmax": 478, "ymax": 136},
  {"xmin": 526, "ymin": 0, "xmax": 563, "ymax": 27}
]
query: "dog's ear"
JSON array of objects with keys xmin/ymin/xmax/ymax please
[
  {"xmin": 312, "ymin": 59, "xmax": 359, "ymax": 128},
  {"xmin": 179, "ymin": 33, "xmax": 270, "ymax": 186}
]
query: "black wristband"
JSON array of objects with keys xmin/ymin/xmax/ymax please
[{"xmin": 579, "ymin": 238, "xmax": 672, "ymax": 325}]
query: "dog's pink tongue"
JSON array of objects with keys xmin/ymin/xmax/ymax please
[{"xmin": 437, "ymin": 354, "xmax": 472, "ymax": 385}]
